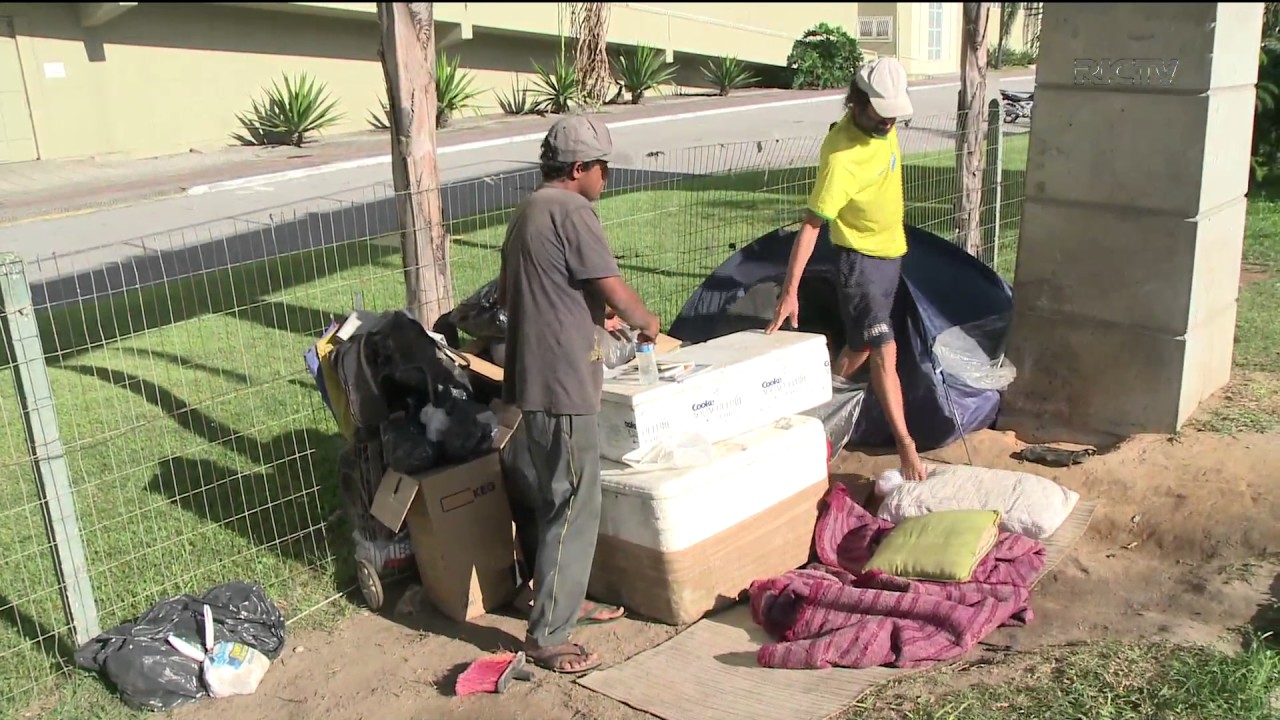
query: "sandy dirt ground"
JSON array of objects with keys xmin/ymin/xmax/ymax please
[{"xmin": 172, "ymin": 423, "xmax": 1280, "ymax": 720}]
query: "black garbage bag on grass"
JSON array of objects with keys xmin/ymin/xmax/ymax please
[{"xmin": 74, "ymin": 581, "xmax": 286, "ymax": 712}]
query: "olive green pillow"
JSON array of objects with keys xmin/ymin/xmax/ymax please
[{"xmin": 865, "ymin": 509, "xmax": 1001, "ymax": 582}]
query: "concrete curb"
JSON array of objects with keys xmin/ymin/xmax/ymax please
[{"xmin": 185, "ymin": 75, "xmax": 1034, "ymax": 197}]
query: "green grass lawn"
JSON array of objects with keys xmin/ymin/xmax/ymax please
[
  {"xmin": 1191, "ymin": 195, "xmax": 1280, "ymax": 434},
  {"xmin": 852, "ymin": 627, "xmax": 1280, "ymax": 720},
  {"xmin": 1, "ymin": 129, "xmax": 1272, "ymax": 718}
]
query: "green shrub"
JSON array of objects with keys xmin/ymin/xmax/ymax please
[
  {"xmin": 1252, "ymin": 41, "xmax": 1280, "ymax": 187},
  {"xmin": 785, "ymin": 23, "xmax": 864, "ymax": 90},
  {"xmin": 495, "ymin": 76, "xmax": 533, "ymax": 116},
  {"xmin": 613, "ymin": 45, "xmax": 678, "ymax": 104},
  {"xmin": 233, "ymin": 72, "xmax": 344, "ymax": 147},
  {"xmin": 988, "ymin": 46, "xmax": 1038, "ymax": 68},
  {"xmin": 436, "ymin": 52, "xmax": 483, "ymax": 129},
  {"xmin": 702, "ymin": 56, "xmax": 758, "ymax": 96},
  {"xmin": 529, "ymin": 54, "xmax": 582, "ymax": 114}
]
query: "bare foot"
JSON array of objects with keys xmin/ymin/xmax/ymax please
[
  {"xmin": 898, "ymin": 439, "xmax": 928, "ymax": 482},
  {"xmin": 512, "ymin": 588, "xmax": 626, "ymax": 625}
]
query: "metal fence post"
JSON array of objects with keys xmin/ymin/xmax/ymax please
[
  {"xmin": 981, "ymin": 98, "xmax": 1005, "ymax": 269},
  {"xmin": 0, "ymin": 252, "xmax": 100, "ymax": 646}
]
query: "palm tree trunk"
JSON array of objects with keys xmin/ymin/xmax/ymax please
[{"xmin": 573, "ymin": 2, "xmax": 612, "ymax": 107}]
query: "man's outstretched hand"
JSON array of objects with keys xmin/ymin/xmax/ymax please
[{"xmin": 765, "ymin": 291, "xmax": 800, "ymax": 334}]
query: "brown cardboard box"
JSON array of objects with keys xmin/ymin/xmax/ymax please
[{"xmin": 370, "ymin": 426, "xmax": 519, "ymax": 623}]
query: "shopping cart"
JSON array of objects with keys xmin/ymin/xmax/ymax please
[{"xmin": 338, "ymin": 431, "xmax": 415, "ymax": 611}]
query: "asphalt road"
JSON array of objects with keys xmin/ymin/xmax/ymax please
[{"xmin": 5, "ymin": 75, "xmax": 1033, "ymax": 307}]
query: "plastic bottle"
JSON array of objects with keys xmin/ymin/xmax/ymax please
[{"xmin": 635, "ymin": 341, "xmax": 659, "ymax": 385}]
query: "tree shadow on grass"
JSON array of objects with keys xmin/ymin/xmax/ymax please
[
  {"xmin": 146, "ymin": 436, "xmax": 345, "ymax": 572},
  {"xmin": 56, "ymin": 363, "xmax": 351, "ymax": 589},
  {"xmin": 0, "ymin": 592, "xmax": 77, "ymax": 674}
]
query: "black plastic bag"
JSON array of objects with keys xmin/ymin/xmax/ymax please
[
  {"xmin": 424, "ymin": 396, "xmax": 499, "ymax": 465},
  {"xmin": 333, "ymin": 310, "xmax": 477, "ymax": 430},
  {"xmin": 381, "ymin": 414, "xmax": 439, "ymax": 475},
  {"xmin": 801, "ymin": 375, "xmax": 867, "ymax": 461},
  {"xmin": 74, "ymin": 581, "xmax": 286, "ymax": 712},
  {"xmin": 452, "ymin": 280, "xmax": 508, "ymax": 342}
]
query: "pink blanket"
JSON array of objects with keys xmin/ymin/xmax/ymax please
[{"xmin": 748, "ymin": 483, "xmax": 1047, "ymax": 670}]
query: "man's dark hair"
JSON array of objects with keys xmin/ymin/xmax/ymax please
[
  {"xmin": 540, "ymin": 138, "xmax": 605, "ymax": 181},
  {"xmin": 844, "ymin": 82, "xmax": 870, "ymax": 113}
]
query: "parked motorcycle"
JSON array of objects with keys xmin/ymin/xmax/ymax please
[{"xmin": 1001, "ymin": 90, "xmax": 1034, "ymax": 124}]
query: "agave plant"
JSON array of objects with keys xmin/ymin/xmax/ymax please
[
  {"xmin": 436, "ymin": 52, "xmax": 483, "ymax": 129},
  {"xmin": 495, "ymin": 76, "xmax": 533, "ymax": 116},
  {"xmin": 529, "ymin": 54, "xmax": 581, "ymax": 114},
  {"xmin": 233, "ymin": 72, "xmax": 344, "ymax": 147},
  {"xmin": 702, "ymin": 56, "xmax": 758, "ymax": 97},
  {"xmin": 368, "ymin": 98, "xmax": 391, "ymax": 130},
  {"xmin": 613, "ymin": 45, "xmax": 678, "ymax": 104}
]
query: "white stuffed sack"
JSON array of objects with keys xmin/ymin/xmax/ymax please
[{"xmin": 875, "ymin": 464, "xmax": 1080, "ymax": 540}]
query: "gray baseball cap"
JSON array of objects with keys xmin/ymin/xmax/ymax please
[{"xmin": 542, "ymin": 114, "xmax": 624, "ymax": 164}]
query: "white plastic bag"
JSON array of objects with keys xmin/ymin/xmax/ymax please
[
  {"xmin": 932, "ymin": 314, "xmax": 1018, "ymax": 391},
  {"xmin": 617, "ymin": 432, "xmax": 714, "ymax": 472},
  {"xmin": 166, "ymin": 604, "xmax": 272, "ymax": 699}
]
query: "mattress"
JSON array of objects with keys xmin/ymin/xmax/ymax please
[
  {"xmin": 596, "ymin": 329, "xmax": 833, "ymax": 462},
  {"xmin": 590, "ymin": 415, "xmax": 830, "ymax": 625}
]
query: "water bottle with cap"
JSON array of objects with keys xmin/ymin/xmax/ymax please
[{"xmin": 635, "ymin": 340, "xmax": 659, "ymax": 385}]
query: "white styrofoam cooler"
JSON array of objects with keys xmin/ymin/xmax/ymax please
[
  {"xmin": 598, "ymin": 414, "xmax": 830, "ymax": 553},
  {"xmin": 598, "ymin": 329, "xmax": 832, "ymax": 462}
]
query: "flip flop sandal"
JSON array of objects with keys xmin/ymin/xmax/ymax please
[
  {"xmin": 527, "ymin": 643, "xmax": 601, "ymax": 675},
  {"xmin": 1019, "ymin": 444, "xmax": 1096, "ymax": 468}
]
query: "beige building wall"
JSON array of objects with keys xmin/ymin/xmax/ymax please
[
  {"xmin": 4, "ymin": 2, "xmax": 385, "ymax": 161},
  {"xmin": 853, "ymin": 2, "xmax": 962, "ymax": 78},
  {"xmin": 855, "ymin": 2, "xmax": 900, "ymax": 62},
  {"xmin": 857, "ymin": 3, "xmax": 1037, "ymax": 80},
  {"xmin": 1, "ymin": 2, "xmax": 866, "ymax": 163}
]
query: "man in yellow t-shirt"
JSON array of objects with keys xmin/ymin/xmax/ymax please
[{"xmin": 765, "ymin": 57, "xmax": 928, "ymax": 482}]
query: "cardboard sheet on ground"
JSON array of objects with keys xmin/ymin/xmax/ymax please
[{"xmin": 577, "ymin": 500, "xmax": 1098, "ymax": 720}]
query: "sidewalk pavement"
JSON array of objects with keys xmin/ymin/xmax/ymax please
[{"xmin": 0, "ymin": 68, "xmax": 1033, "ymax": 227}]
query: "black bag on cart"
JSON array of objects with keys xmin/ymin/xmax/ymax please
[{"xmin": 333, "ymin": 310, "xmax": 476, "ymax": 430}]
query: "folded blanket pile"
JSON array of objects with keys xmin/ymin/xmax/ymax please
[{"xmin": 748, "ymin": 484, "xmax": 1047, "ymax": 670}]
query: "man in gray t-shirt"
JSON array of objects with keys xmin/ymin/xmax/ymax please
[{"xmin": 497, "ymin": 114, "xmax": 659, "ymax": 675}]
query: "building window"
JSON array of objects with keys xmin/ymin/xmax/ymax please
[
  {"xmin": 927, "ymin": 2, "xmax": 944, "ymax": 61},
  {"xmin": 858, "ymin": 16, "xmax": 894, "ymax": 42}
]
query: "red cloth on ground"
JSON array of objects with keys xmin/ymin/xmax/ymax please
[{"xmin": 747, "ymin": 483, "xmax": 1047, "ymax": 670}]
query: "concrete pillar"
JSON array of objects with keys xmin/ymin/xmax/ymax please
[{"xmin": 998, "ymin": 3, "xmax": 1265, "ymax": 444}]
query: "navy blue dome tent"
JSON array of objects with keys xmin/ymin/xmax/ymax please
[{"xmin": 667, "ymin": 223, "xmax": 1015, "ymax": 452}]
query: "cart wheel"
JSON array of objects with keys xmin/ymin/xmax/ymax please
[{"xmin": 356, "ymin": 559, "xmax": 384, "ymax": 611}]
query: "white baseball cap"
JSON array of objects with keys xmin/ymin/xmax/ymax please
[{"xmin": 855, "ymin": 58, "xmax": 913, "ymax": 119}]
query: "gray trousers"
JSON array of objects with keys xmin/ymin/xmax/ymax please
[{"xmin": 500, "ymin": 411, "xmax": 602, "ymax": 648}]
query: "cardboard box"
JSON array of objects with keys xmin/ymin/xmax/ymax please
[{"xmin": 370, "ymin": 426, "xmax": 520, "ymax": 623}]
